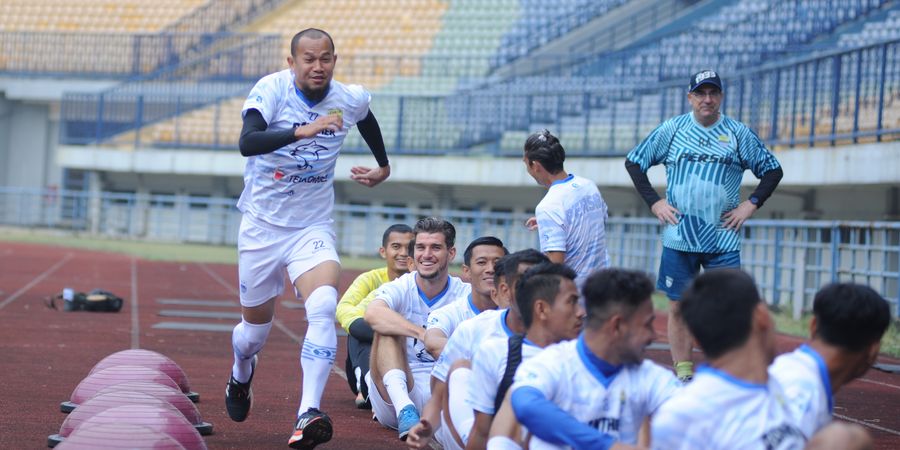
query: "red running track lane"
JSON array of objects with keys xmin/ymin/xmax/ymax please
[{"xmin": 1, "ymin": 241, "xmax": 899, "ymax": 449}]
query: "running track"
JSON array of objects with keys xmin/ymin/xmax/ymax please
[{"xmin": 1, "ymin": 241, "xmax": 898, "ymax": 449}]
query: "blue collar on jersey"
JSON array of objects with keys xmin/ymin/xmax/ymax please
[
  {"xmin": 294, "ymin": 83, "xmax": 330, "ymax": 108},
  {"xmin": 467, "ymin": 293, "xmax": 481, "ymax": 315},
  {"xmin": 416, "ymin": 274, "xmax": 452, "ymax": 307},
  {"xmin": 798, "ymin": 344, "xmax": 834, "ymax": 413},
  {"xmin": 697, "ymin": 365, "xmax": 768, "ymax": 390},
  {"xmin": 576, "ymin": 333, "xmax": 622, "ymax": 387},
  {"xmin": 500, "ymin": 309, "xmax": 513, "ymax": 337},
  {"xmin": 522, "ymin": 336, "xmax": 539, "ymax": 347},
  {"xmin": 550, "ymin": 174, "xmax": 574, "ymax": 187}
]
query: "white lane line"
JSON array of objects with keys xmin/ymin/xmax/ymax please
[
  {"xmin": 196, "ymin": 262, "xmax": 347, "ymax": 381},
  {"xmin": 0, "ymin": 253, "xmax": 74, "ymax": 310},
  {"xmin": 834, "ymin": 413, "xmax": 900, "ymax": 436},
  {"xmin": 858, "ymin": 378, "xmax": 900, "ymax": 390},
  {"xmin": 131, "ymin": 256, "xmax": 140, "ymax": 349}
]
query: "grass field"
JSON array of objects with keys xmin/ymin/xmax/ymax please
[{"xmin": 4, "ymin": 226, "xmax": 899, "ymax": 357}]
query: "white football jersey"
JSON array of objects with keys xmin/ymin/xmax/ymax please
[
  {"xmin": 468, "ymin": 335, "xmax": 543, "ymax": 415},
  {"xmin": 536, "ymin": 174, "xmax": 609, "ymax": 287},
  {"xmin": 376, "ymin": 272, "xmax": 470, "ymax": 372},
  {"xmin": 770, "ymin": 345, "xmax": 833, "ymax": 438},
  {"xmin": 426, "ymin": 293, "xmax": 485, "ymax": 339},
  {"xmin": 431, "ymin": 309, "xmax": 513, "ymax": 382},
  {"xmin": 652, "ymin": 366, "xmax": 807, "ymax": 450},
  {"xmin": 513, "ymin": 336, "xmax": 680, "ymax": 450},
  {"xmin": 239, "ymin": 69, "xmax": 371, "ymax": 227}
]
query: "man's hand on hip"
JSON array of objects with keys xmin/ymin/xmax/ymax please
[
  {"xmin": 651, "ymin": 199, "xmax": 681, "ymax": 225},
  {"xmin": 722, "ymin": 200, "xmax": 758, "ymax": 230}
]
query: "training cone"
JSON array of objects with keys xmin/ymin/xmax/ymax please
[
  {"xmin": 88, "ymin": 349, "xmax": 199, "ymax": 402},
  {"xmin": 73, "ymin": 404, "xmax": 206, "ymax": 450},
  {"xmin": 61, "ymin": 365, "xmax": 178, "ymax": 413},
  {"xmin": 94, "ymin": 381, "xmax": 212, "ymax": 435},
  {"xmin": 55, "ymin": 423, "xmax": 185, "ymax": 449}
]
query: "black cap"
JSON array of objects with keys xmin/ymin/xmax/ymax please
[{"xmin": 689, "ymin": 69, "xmax": 722, "ymax": 92}]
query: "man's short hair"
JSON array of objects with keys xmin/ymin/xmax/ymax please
[
  {"xmin": 524, "ymin": 129, "xmax": 566, "ymax": 174},
  {"xmin": 494, "ymin": 249, "xmax": 550, "ymax": 287},
  {"xmin": 413, "ymin": 217, "xmax": 456, "ymax": 248},
  {"xmin": 813, "ymin": 283, "xmax": 890, "ymax": 351},
  {"xmin": 463, "ymin": 236, "xmax": 509, "ymax": 266},
  {"xmin": 382, "ymin": 224, "xmax": 413, "ymax": 247},
  {"xmin": 582, "ymin": 269, "xmax": 655, "ymax": 329},
  {"xmin": 515, "ymin": 262, "xmax": 577, "ymax": 328},
  {"xmin": 291, "ymin": 28, "xmax": 335, "ymax": 55},
  {"xmin": 680, "ymin": 269, "xmax": 761, "ymax": 359}
]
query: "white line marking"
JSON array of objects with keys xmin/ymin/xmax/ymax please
[
  {"xmin": 131, "ymin": 257, "xmax": 140, "ymax": 349},
  {"xmin": 0, "ymin": 253, "xmax": 73, "ymax": 310},
  {"xmin": 834, "ymin": 413, "xmax": 900, "ymax": 436},
  {"xmin": 858, "ymin": 378, "xmax": 900, "ymax": 390},
  {"xmin": 196, "ymin": 262, "xmax": 347, "ymax": 380}
]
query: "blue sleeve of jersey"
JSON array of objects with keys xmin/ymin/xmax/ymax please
[
  {"xmin": 736, "ymin": 125, "xmax": 781, "ymax": 178},
  {"xmin": 511, "ymin": 387, "xmax": 615, "ymax": 450},
  {"xmin": 626, "ymin": 120, "xmax": 673, "ymax": 171}
]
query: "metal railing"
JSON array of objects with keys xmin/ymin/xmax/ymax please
[
  {"xmin": 57, "ymin": 38, "xmax": 900, "ymax": 155},
  {"xmin": 2, "ymin": 186, "xmax": 897, "ymax": 317}
]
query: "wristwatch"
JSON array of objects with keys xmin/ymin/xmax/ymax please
[{"xmin": 749, "ymin": 196, "xmax": 760, "ymax": 206}]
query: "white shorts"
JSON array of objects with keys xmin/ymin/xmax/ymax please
[
  {"xmin": 436, "ymin": 367, "xmax": 473, "ymax": 450},
  {"xmin": 237, "ymin": 214, "xmax": 339, "ymax": 307},
  {"xmin": 366, "ymin": 369, "xmax": 432, "ymax": 430}
]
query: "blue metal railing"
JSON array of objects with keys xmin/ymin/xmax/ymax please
[
  {"xmin": 1, "ymin": 186, "xmax": 898, "ymax": 317},
  {"xmin": 58, "ymin": 38, "xmax": 898, "ymax": 155}
]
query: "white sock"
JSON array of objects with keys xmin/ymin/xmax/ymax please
[
  {"xmin": 355, "ymin": 366, "xmax": 362, "ymax": 394},
  {"xmin": 383, "ymin": 369, "xmax": 414, "ymax": 415},
  {"xmin": 297, "ymin": 286, "xmax": 338, "ymax": 415},
  {"xmin": 232, "ymin": 319, "xmax": 272, "ymax": 383}
]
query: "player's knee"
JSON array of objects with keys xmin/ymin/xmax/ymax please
[
  {"xmin": 305, "ymin": 285, "xmax": 338, "ymax": 325},
  {"xmin": 233, "ymin": 320, "xmax": 272, "ymax": 358}
]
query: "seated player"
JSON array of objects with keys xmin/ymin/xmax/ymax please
[
  {"xmin": 465, "ymin": 262, "xmax": 585, "ymax": 450},
  {"xmin": 771, "ymin": 282, "xmax": 890, "ymax": 437},
  {"xmin": 504, "ymin": 268, "xmax": 680, "ymax": 450},
  {"xmin": 405, "ymin": 250, "xmax": 550, "ymax": 449},
  {"xmin": 424, "ymin": 236, "xmax": 508, "ymax": 357},
  {"xmin": 335, "ymin": 224, "xmax": 413, "ymax": 408},
  {"xmin": 651, "ymin": 269, "xmax": 805, "ymax": 449},
  {"xmin": 364, "ymin": 218, "xmax": 470, "ymax": 440}
]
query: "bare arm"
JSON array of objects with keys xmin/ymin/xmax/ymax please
[
  {"xmin": 466, "ymin": 411, "xmax": 493, "ymax": 450},
  {"xmin": 424, "ymin": 328, "xmax": 448, "ymax": 360},
  {"xmin": 365, "ymin": 299, "xmax": 426, "ymax": 339},
  {"xmin": 545, "ymin": 251, "xmax": 566, "ymax": 264}
]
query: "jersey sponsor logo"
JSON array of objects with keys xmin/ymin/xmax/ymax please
[
  {"xmin": 677, "ymin": 152, "xmax": 737, "ymax": 165},
  {"xmin": 286, "ymin": 174, "xmax": 329, "ymax": 184},
  {"xmin": 290, "ymin": 140, "xmax": 327, "ymax": 170},
  {"xmin": 273, "ymin": 168, "xmax": 285, "ymax": 181}
]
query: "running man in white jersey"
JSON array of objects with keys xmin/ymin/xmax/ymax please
[
  {"xmin": 625, "ymin": 69, "xmax": 783, "ymax": 382},
  {"xmin": 652, "ymin": 269, "xmax": 805, "ymax": 450},
  {"xmin": 364, "ymin": 218, "xmax": 471, "ymax": 440},
  {"xmin": 405, "ymin": 250, "xmax": 549, "ymax": 450},
  {"xmin": 424, "ymin": 236, "xmax": 508, "ymax": 357},
  {"xmin": 504, "ymin": 268, "xmax": 679, "ymax": 450},
  {"xmin": 226, "ymin": 28, "xmax": 391, "ymax": 450},
  {"xmin": 462, "ymin": 262, "xmax": 584, "ymax": 450},
  {"xmin": 522, "ymin": 129, "xmax": 609, "ymax": 288},
  {"xmin": 770, "ymin": 283, "xmax": 890, "ymax": 438}
]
